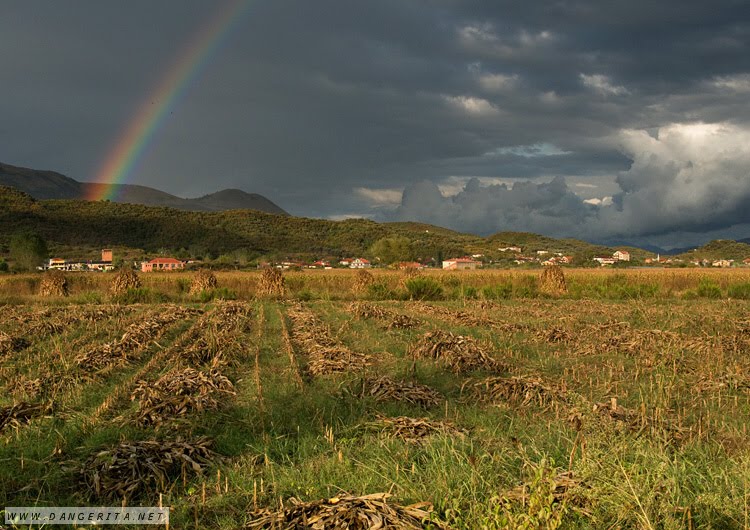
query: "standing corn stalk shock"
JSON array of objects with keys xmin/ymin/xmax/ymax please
[
  {"xmin": 38, "ymin": 270, "xmax": 69, "ymax": 297},
  {"xmin": 190, "ymin": 269, "xmax": 218, "ymax": 295},
  {"xmin": 257, "ymin": 268, "xmax": 286, "ymax": 297},
  {"xmin": 540, "ymin": 265, "xmax": 567, "ymax": 295},
  {"xmin": 352, "ymin": 269, "xmax": 375, "ymax": 294},
  {"xmin": 110, "ymin": 267, "xmax": 142, "ymax": 295}
]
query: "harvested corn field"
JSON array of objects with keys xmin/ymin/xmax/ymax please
[{"xmin": 1, "ymin": 289, "xmax": 750, "ymax": 529}]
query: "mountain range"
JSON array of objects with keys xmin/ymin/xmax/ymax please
[{"xmin": 0, "ymin": 161, "xmax": 288, "ymax": 215}]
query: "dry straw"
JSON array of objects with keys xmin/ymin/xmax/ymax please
[
  {"xmin": 352, "ymin": 269, "xmax": 375, "ymax": 293},
  {"xmin": 110, "ymin": 267, "xmax": 141, "ymax": 295},
  {"xmin": 81, "ymin": 437, "xmax": 216, "ymax": 501},
  {"xmin": 539, "ymin": 265, "xmax": 567, "ymax": 295},
  {"xmin": 132, "ymin": 367, "xmax": 235, "ymax": 427},
  {"xmin": 247, "ymin": 492, "xmax": 445, "ymax": 529},
  {"xmin": 257, "ymin": 268, "xmax": 285, "ymax": 297},
  {"xmin": 189, "ymin": 269, "xmax": 218, "ymax": 295},
  {"xmin": 38, "ymin": 270, "xmax": 69, "ymax": 297}
]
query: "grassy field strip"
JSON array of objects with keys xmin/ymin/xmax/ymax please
[
  {"xmin": 0, "ymin": 307, "xmax": 158, "ymax": 405},
  {"xmin": 276, "ymin": 307, "xmax": 305, "ymax": 389}
]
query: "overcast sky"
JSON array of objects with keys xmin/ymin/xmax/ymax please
[{"xmin": 2, "ymin": 1, "xmax": 750, "ymax": 248}]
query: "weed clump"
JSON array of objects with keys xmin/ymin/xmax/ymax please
[{"xmin": 404, "ymin": 277, "xmax": 443, "ymax": 300}]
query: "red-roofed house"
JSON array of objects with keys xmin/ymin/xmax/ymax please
[
  {"xmin": 350, "ymin": 258, "xmax": 371, "ymax": 269},
  {"xmin": 141, "ymin": 257, "xmax": 185, "ymax": 272}
]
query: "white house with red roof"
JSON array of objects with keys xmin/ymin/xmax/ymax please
[
  {"xmin": 350, "ymin": 258, "xmax": 371, "ymax": 269},
  {"xmin": 141, "ymin": 257, "xmax": 185, "ymax": 272}
]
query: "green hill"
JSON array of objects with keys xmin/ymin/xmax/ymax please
[
  {"xmin": 0, "ymin": 186, "xmax": 626, "ymax": 265},
  {"xmin": 675, "ymin": 240, "xmax": 750, "ymax": 262}
]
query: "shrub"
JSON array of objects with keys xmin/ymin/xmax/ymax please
[
  {"xmin": 482, "ymin": 283, "xmax": 513, "ymax": 300},
  {"xmin": 405, "ymin": 277, "xmax": 443, "ymax": 301},
  {"xmin": 366, "ymin": 282, "xmax": 397, "ymax": 300},
  {"xmin": 0, "ymin": 260, "xmax": 8, "ymax": 272},
  {"xmin": 727, "ymin": 283, "xmax": 750, "ymax": 299},
  {"xmin": 696, "ymin": 279, "xmax": 722, "ymax": 299}
]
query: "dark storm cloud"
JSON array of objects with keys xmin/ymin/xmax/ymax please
[{"xmin": 2, "ymin": 0, "xmax": 750, "ymax": 245}]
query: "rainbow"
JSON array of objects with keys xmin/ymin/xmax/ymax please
[{"xmin": 88, "ymin": 0, "xmax": 250, "ymax": 201}]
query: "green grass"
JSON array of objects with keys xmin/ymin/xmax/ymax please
[{"xmin": 1, "ymin": 298, "xmax": 750, "ymax": 528}]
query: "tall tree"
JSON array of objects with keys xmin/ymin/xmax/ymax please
[{"xmin": 9, "ymin": 231, "xmax": 48, "ymax": 271}]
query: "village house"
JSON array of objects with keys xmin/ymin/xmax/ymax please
[
  {"xmin": 442, "ymin": 257, "xmax": 480, "ymax": 270},
  {"xmin": 743, "ymin": 258, "xmax": 750, "ymax": 266},
  {"xmin": 350, "ymin": 258, "xmax": 371, "ymax": 269},
  {"xmin": 613, "ymin": 250, "xmax": 631, "ymax": 261},
  {"xmin": 593, "ymin": 256, "xmax": 616, "ymax": 266},
  {"xmin": 339, "ymin": 258, "xmax": 353, "ymax": 267},
  {"xmin": 396, "ymin": 261, "xmax": 423, "ymax": 270},
  {"xmin": 46, "ymin": 249, "xmax": 114, "ymax": 272},
  {"xmin": 141, "ymin": 257, "xmax": 185, "ymax": 272},
  {"xmin": 498, "ymin": 246, "xmax": 522, "ymax": 253},
  {"xmin": 712, "ymin": 259, "xmax": 734, "ymax": 268}
]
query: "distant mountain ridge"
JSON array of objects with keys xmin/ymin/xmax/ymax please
[{"xmin": 0, "ymin": 161, "xmax": 288, "ymax": 215}]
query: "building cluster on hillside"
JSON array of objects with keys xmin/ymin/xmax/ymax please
[
  {"xmin": 593, "ymin": 250, "xmax": 631, "ymax": 266},
  {"xmin": 42, "ymin": 249, "xmax": 115, "ymax": 272}
]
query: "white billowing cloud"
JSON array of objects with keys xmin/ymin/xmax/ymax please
[
  {"xmin": 580, "ymin": 73, "xmax": 629, "ymax": 96},
  {"xmin": 393, "ymin": 176, "xmax": 594, "ymax": 236},
  {"xmin": 354, "ymin": 186, "xmax": 404, "ymax": 207},
  {"xmin": 598, "ymin": 122, "xmax": 750, "ymax": 236},
  {"xmin": 391, "ymin": 122, "xmax": 750, "ymax": 240}
]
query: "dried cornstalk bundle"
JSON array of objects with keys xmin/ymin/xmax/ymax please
[
  {"xmin": 349, "ymin": 302, "xmax": 421, "ymax": 329},
  {"xmin": 75, "ymin": 307, "xmax": 195, "ymax": 371},
  {"xmin": 366, "ymin": 414, "xmax": 466, "ymax": 444},
  {"xmin": 539, "ymin": 265, "xmax": 567, "ymax": 295},
  {"xmin": 257, "ymin": 268, "xmax": 285, "ymax": 297},
  {"xmin": 387, "ymin": 314, "xmax": 421, "ymax": 330},
  {"xmin": 536, "ymin": 327, "xmax": 572, "ymax": 344},
  {"xmin": 465, "ymin": 376, "xmax": 566, "ymax": 409},
  {"xmin": 350, "ymin": 301, "xmax": 391, "ymax": 320},
  {"xmin": 414, "ymin": 303, "xmax": 495, "ymax": 327},
  {"xmin": 6, "ymin": 375, "xmax": 43, "ymax": 400},
  {"xmin": 0, "ymin": 402, "xmax": 49, "ymax": 433},
  {"xmin": 287, "ymin": 304, "xmax": 372, "ymax": 375},
  {"xmin": 38, "ymin": 270, "xmax": 69, "ymax": 297},
  {"xmin": 354, "ymin": 376, "xmax": 442, "ymax": 407},
  {"xmin": 246, "ymin": 492, "xmax": 444, "ymax": 530},
  {"xmin": 81, "ymin": 437, "xmax": 216, "ymax": 501},
  {"xmin": 132, "ymin": 368, "xmax": 235, "ymax": 427},
  {"xmin": 410, "ymin": 330, "xmax": 504, "ymax": 373},
  {"xmin": 307, "ymin": 347, "xmax": 371, "ymax": 375},
  {"xmin": 0, "ymin": 332, "xmax": 29, "ymax": 357},
  {"xmin": 352, "ymin": 269, "xmax": 375, "ymax": 293},
  {"xmin": 189, "ymin": 269, "xmax": 218, "ymax": 295},
  {"xmin": 110, "ymin": 268, "xmax": 142, "ymax": 295},
  {"xmin": 178, "ymin": 303, "xmax": 251, "ymax": 365}
]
